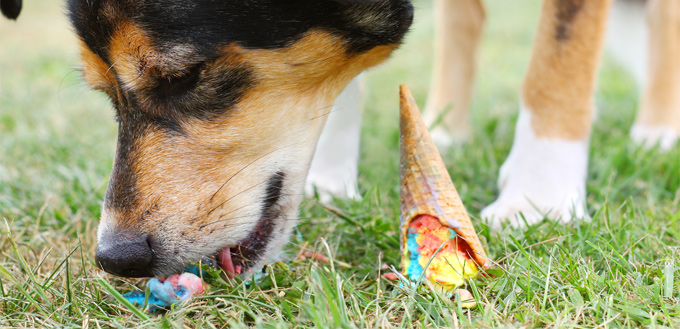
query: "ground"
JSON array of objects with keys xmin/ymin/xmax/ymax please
[{"xmin": 1, "ymin": 0, "xmax": 679, "ymax": 328}]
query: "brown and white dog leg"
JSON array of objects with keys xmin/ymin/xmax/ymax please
[
  {"xmin": 631, "ymin": 0, "xmax": 680, "ymax": 150},
  {"xmin": 482, "ymin": 0, "xmax": 612, "ymax": 229},
  {"xmin": 423, "ymin": 0, "xmax": 485, "ymax": 148}
]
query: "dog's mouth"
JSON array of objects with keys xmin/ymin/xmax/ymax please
[
  {"xmin": 215, "ymin": 214, "xmax": 275, "ymax": 277},
  {"xmin": 212, "ymin": 171, "xmax": 284, "ymax": 277}
]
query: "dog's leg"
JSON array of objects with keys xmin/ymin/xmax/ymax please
[
  {"xmin": 423, "ymin": 0, "xmax": 485, "ymax": 148},
  {"xmin": 631, "ymin": 0, "xmax": 680, "ymax": 151},
  {"xmin": 305, "ymin": 77, "xmax": 362, "ymax": 202},
  {"xmin": 482, "ymin": 0, "xmax": 612, "ymax": 229}
]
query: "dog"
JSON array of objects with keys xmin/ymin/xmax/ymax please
[
  {"xmin": 62, "ymin": 0, "xmax": 413, "ymax": 278},
  {"xmin": 1, "ymin": 0, "xmax": 676, "ymax": 278}
]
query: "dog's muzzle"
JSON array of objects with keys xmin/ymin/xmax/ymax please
[{"xmin": 95, "ymin": 231, "xmax": 154, "ymax": 277}]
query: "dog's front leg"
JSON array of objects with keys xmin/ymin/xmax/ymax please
[
  {"xmin": 482, "ymin": 0, "xmax": 613, "ymax": 229},
  {"xmin": 423, "ymin": 0, "xmax": 485, "ymax": 147},
  {"xmin": 631, "ymin": 0, "xmax": 680, "ymax": 150}
]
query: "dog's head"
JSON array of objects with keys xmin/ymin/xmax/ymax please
[{"xmin": 69, "ymin": 0, "xmax": 412, "ymax": 277}]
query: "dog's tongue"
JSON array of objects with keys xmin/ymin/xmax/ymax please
[{"xmin": 218, "ymin": 247, "xmax": 236, "ymax": 278}]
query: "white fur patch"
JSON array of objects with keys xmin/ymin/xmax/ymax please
[
  {"xmin": 631, "ymin": 123, "xmax": 679, "ymax": 151},
  {"xmin": 96, "ymin": 212, "xmax": 113, "ymax": 250},
  {"xmin": 305, "ymin": 77, "xmax": 363, "ymax": 202},
  {"xmin": 481, "ymin": 105, "xmax": 590, "ymax": 230},
  {"xmin": 428, "ymin": 127, "xmax": 457, "ymax": 152}
]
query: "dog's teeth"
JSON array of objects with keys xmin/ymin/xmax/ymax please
[{"xmin": 398, "ymin": 85, "xmax": 490, "ymax": 272}]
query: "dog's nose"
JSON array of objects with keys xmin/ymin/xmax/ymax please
[{"xmin": 95, "ymin": 232, "xmax": 154, "ymax": 277}]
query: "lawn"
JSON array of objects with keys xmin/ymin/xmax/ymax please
[{"xmin": 1, "ymin": 0, "xmax": 679, "ymax": 328}]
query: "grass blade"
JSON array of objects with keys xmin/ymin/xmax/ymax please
[{"xmin": 97, "ymin": 277, "xmax": 150, "ymax": 321}]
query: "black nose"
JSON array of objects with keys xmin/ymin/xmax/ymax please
[{"xmin": 95, "ymin": 232, "xmax": 154, "ymax": 277}]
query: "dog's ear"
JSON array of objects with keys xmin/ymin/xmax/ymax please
[{"xmin": 1, "ymin": 0, "xmax": 22, "ymax": 20}]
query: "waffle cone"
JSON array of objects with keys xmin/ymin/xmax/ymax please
[{"xmin": 399, "ymin": 85, "xmax": 490, "ymax": 270}]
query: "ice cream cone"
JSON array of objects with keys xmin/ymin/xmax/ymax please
[{"xmin": 399, "ymin": 85, "xmax": 490, "ymax": 287}]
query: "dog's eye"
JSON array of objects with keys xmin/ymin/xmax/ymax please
[{"xmin": 154, "ymin": 64, "xmax": 202, "ymax": 97}]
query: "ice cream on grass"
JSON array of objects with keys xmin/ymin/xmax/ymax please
[
  {"xmin": 399, "ymin": 85, "xmax": 490, "ymax": 294},
  {"xmin": 406, "ymin": 214, "xmax": 479, "ymax": 290},
  {"xmin": 122, "ymin": 265, "xmax": 207, "ymax": 312}
]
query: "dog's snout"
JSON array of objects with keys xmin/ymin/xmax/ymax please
[{"xmin": 95, "ymin": 232, "xmax": 154, "ymax": 277}]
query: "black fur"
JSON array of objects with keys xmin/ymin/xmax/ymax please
[
  {"xmin": 142, "ymin": 57, "xmax": 255, "ymax": 127},
  {"xmin": 68, "ymin": 0, "xmax": 413, "ymax": 61},
  {"xmin": 68, "ymin": 0, "xmax": 412, "ymax": 130},
  {"xmin": 232, "ymin": 171, "xmax": 286, "ymax": 269},
  {"xmin": 104, "ymin": 91, "xmax": 145, "ymax": 214},
  {"xmin": 1, "ymin": 0, "xmax": 21, "ymax": 20},
  {"xmin": 262, "ymin": 171, "xmax": 285, "ymax": 214},
  {"xmin": 555, "ymin": 0, "xmax": 585, "ymax": 41}
]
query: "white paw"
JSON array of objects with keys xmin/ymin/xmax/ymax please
[
  {"xmin": 429, "ymin": 127, "xmax": 455, "ymax": 152},
  {"xmin": 482, "ymin": 191, "xmax": 588, "ymax": 231},
  {"xmin": 304, "ymin": 179, "xmax": 361, "ymax": 203},
  {"xmin": 428, "ymin": 126, "xmax": 470, "ymax": 152},
  {"xmin": 481, "ymin": 107, "xmax": 590, "ymax": 230},
  {"xmin": 630, "ymin": 123, "xmax": 678, "ymax": 151}
]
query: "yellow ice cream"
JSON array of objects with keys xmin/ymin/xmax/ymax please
[{"xmin": 408, "ymin": 215, "xmax": 478, "ymax": 291}]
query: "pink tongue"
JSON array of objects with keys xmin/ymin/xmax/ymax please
[{"xmin": 218, "ymin": 247, "xmax": 236, "ymax": 278}]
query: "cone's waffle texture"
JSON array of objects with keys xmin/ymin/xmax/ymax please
[{"xmin": 399, "ymin": 85, "xmax": 490, "ymax": 289}]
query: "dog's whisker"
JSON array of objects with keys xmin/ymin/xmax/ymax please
[
  {"xmin": 197, "ymin": 178, "xmax": 282, "ymax": 230},
  {"xmin": 207, "ymin": 147, "xmax": 282, "ymax": 204},
  {"xmin": 205, "ymin": 177, "xmax": 271, "ymax": 217},
  {"xmin": 308, "ymin": 105, "xmax": 336, "ymax": 121},
  {"xmin": 203, "ymin": 139, "xmax": 309, "ymax": 207},
  {"xmin": 104, "ymin": 57, "xmax": 122, "ymax": 76},
  {"xmin": 197, "ymin": 179, "xmax": 307, "ymax": 231}
]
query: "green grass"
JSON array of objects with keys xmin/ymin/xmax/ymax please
[{"xmin": 1, "ymin": 0, "xmax": 679, "ymax": 327}]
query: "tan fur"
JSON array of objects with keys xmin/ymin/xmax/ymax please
[
  {"xmin": 522, "ymin": 0, "xmax": 612, "ymax": 140},
  {"xmin": 230, "ymin": 31, "xmax": 396, "ymax": 105},
  {"xmin": 423, "ymin": 0, "xmax": 485, "ymax": 141},
  {"xmin": 90, "ymin": 29, "xmax": 397, "ymax": 265},
  {"xmin": 107, "ymin": 21, "xmax": 158, "ymax": 91},
  {"xmin": 637, "ymin": 0, "xmax": 680, "ymax": 131},
  {"xmin": 106, "ymin": 21, "xmax": 202, "ymax": 94},
  {"xmin": 79, "ymin": 41, "xmax": 116, "ymax": 91}
]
